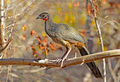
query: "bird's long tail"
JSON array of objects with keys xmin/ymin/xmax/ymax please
[{"xmin": 77, "ymin": 46, "xmax": 102, "ymax": 78}]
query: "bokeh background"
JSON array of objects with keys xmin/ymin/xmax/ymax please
[{"xmin": 0, "ymin": 0, "xmax": 120, "ymax": 82}]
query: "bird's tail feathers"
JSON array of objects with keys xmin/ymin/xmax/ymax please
[{"xmin": 77, "ymin": 46, "xmax": 102, "ymax": 78}]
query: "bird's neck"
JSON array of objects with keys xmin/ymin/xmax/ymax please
[
  {"xmin": 45, "ymin": 18, "xmax": 54, "ymax": 25},
  {"xmin": 44, "ymin": 18, "xmax": 55, "ymax": 34},
  {"xmin": 45, "ymin": 17, "xmax": 55, "ymax": 28}
]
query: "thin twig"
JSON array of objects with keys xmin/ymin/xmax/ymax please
[
  {"xmin": 108, "ymin": 59, "xmax": 117, "ymax": 82},
  {"xmin": 6, "ymin": 65, "xmax": 12, "ymax": 82},
  {"xmin": 89, "ymin": 0, "xmax": 106, "ymax": 82},
  {"xmin": 0, "ymin": 38, "xmax": 12, "ymax": 53},
  {"xmin": 114, "ymin": 60, "xmax": 120, "ymax": 72}
]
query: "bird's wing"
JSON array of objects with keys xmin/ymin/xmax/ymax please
[{"xmin": 56, "ymin": 24, "xmax": 86, "ymax": 43}]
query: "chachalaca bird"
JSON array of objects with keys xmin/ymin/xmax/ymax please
[{"xmin": 36, "ymin": 12, "xmax": 102, "ymax": 78}]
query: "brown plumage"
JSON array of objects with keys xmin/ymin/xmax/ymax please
[{"xmin": 36, "ymin": 12, "xmax": 102, "ymax": 78}]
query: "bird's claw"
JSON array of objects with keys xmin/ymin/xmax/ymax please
[
  {"xmin": 56, "ymin": 58, "xmax": 62, "ymax": 63},
  {"xmin": 56, "ymin": 58, "xmax": 64, "ymax": 68}
]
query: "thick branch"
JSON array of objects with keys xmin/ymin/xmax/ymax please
[
  {"xmin": 0, "ymin": 49, "xmax": 119, "ymax": 68},
  {"xmin": 1, "ymin": 0, "xmax": 5, "ymax": 43}
]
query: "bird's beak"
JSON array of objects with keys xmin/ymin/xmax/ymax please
[{"xmin": 36, "ymin": 16, "xmax": 41, "ymax": 19}]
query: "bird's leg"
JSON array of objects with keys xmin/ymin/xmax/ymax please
[
  {"xmin": 60, "ymin": 48, "xmax": 69, "ymax": 59},
  {"xmin": 59, "ymin": 42, "xmax": 72, "ymax": 67},
  {"xmin": 56, "ymin": 41, "xmax": 72, "ymax": 67},
  {"xmin": 60, "ymin": 48, "xmax": 71, "ymax": 67},
  {"xmin": 56, "ymin": 48, "xmax": 68, "ymax": 63}
]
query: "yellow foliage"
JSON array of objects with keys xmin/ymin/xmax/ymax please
[
  {"xmin": 91, "ymin": 19, "xmax": 96, "ymax": 26},
  {"xmin": 104, "ymin": 46, "xmax": 107, "ymax": 51},
  {"xmin": 53, "ymin": 15, "xmax": 61, "ymax": 23},
  {"xmin": 80, "ymin": 13, "xmax": 87, "ymax": 25},
  {"xmin": 97, "ymin": 38, "xmax": 100, "ymax": 45},
  {"xmin": 69, "ymin": 14, "xmax": 75, "ymax": 24},
  {"xmin": 67, "ymin": 3, "xmax": 72, "ymax": 9},
  {"xmin": 42, "ymin": 31, "xmax": 46, "ymax": 37},
  {"xmin": 6, "ymin": 0, "xmax": 11, "ymax": 4},
  {"xmin": 33, "ymin": 54, "xmax": 38, "ymax": 58},
  {"xmin": 57, "ymin": 7, "xmax": 61, "ymax": 14},
  {"xmin": 70, "ymin": 20, "xmax": 73, "ymax": 24},
  {"xmin": 64, "ymin": 13, "xmax": 69, "ymax": 22},
  {"xmin": 22, "ymin": 25, "xmax": 27, "ymax": 31}
]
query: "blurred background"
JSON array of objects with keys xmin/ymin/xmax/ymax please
[{"xmin": 0, "ymin": 0, "xmax": 120, "ymax": 82}]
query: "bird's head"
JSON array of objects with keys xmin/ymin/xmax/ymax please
[{"xmin": 36, "ymin": 12, "xmax": 49, "ymax": 21}]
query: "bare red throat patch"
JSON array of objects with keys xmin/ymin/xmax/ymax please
[{"xmin": 43, "ymin": 17, "xmax": 48, "ymax": 21}]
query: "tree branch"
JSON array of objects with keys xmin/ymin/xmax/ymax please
[
  {"xmin": 0, "ymin": 49, "xmax": 119, "ymax": 68},
  {"xmin": 89, "ymin": 0, "xmax": 106, "ymax": 81},
  {"xmin": 0, "ymin": 38, "xmax": 12, "ymax": 53}
]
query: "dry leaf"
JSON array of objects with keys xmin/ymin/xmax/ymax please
[
  {"xmin": 22, "ymin": 35, "xmax": 26, "ymax": 41},
  {"xmin": 49, "ymin": 42, "xmax": 55, "ymax": 51},
  {"xmin": 36, "ymin": 35, "xmax": 42, "ymax": 44},
  {"xmin": 80, "ymin": 29, "xmax": 86, "ymax": 37},
  {"xmin": 43, "ymin": 36, "xmax": 47, "ymax": 46},
  {"xmin": 72, "ymin": 1, "xmax": 79, "ymax": 7},
  {"xmin": 31, "ymin": 30, "xmax": 36, "ymax": 36}
]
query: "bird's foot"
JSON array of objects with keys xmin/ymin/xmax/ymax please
[
  {"xmin": 56, "ymin": 58, "xmax": 64, "ymax": 68},
  {"xmin": 56, "ymin": 58, "xmax": 62, "ymax": 63}
]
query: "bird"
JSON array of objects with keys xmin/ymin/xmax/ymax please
[{"xmin": 36, "ymin": 12, "xmax": 102, "ymax": 78}]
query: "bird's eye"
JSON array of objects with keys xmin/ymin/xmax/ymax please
[{"xmin": 42, "ymin": 15, "xmax": 45, "ymax": 17}]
